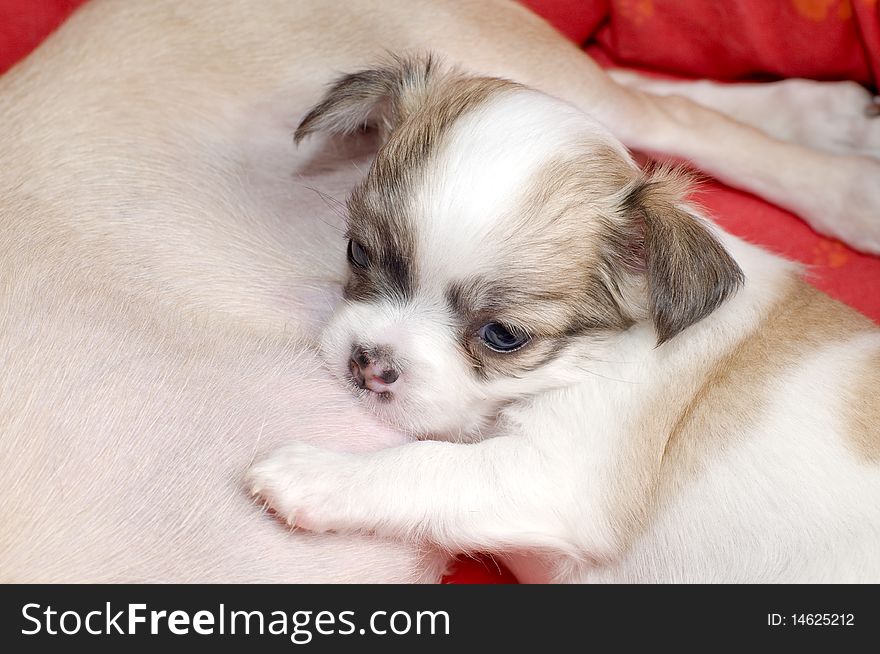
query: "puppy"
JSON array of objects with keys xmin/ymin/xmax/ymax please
[{"xmin": 250, "ymin": 57, "xmax": 880, "ymax": 583}]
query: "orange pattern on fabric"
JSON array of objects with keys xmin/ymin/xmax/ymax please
[
  {"xmin": 813, "ymin": 240, "xmax": 851, "ymax": 268},
  {"xmin": 790, "ymin": 0, "xmax": 871, "ymax": 20},
  {"xmin": 792, "ymin": 0, "xmax": 836, "ymax": 21},
  {"xmin": 617, "ymin": 0, "xmax": 654, "ymax": 24}
]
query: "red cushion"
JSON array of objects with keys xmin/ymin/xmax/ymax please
[{"xmin": 3, "ymin": 0, "xmax": 878, "ymax": 585}]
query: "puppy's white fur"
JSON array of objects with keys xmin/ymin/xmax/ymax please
[
  {"xmin": 252, "ymin": 69, "xmax": 880, "ymax": 583},
  {"xmin": 320, "ymin": 91, "xmax": 621, "ymax": 438}
]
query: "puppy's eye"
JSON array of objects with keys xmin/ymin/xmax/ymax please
[
  {"xmin": 347, "ymin": 239, "xmax": 369, "ymax": 269},
  {"xmin": 478, "ymin": 322, "xmax": 530, "ymax": 353}
]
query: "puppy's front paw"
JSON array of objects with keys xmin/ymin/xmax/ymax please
[{"xmin": 248, "ymin": 442, "xmax": 352, "ymax": 533}]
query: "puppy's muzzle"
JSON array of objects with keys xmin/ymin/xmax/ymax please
[{"xmin": 349, "ymin": 347, "xmax": 400, "ymax": 394}]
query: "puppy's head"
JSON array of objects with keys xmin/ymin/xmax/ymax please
[{"xmin": 299, "ymin": 55, "xmax": 743, "ymax": 439}]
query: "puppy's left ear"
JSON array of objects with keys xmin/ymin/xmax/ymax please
[
  {"xmin": 294, "ymin": 54, "xmax": 438, "ymax": 144},
  {"xmin": 613, "ymin": 168, "xmax": 744, "ymax": 345}
]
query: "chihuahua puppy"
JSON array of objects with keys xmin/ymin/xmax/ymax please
[{"xmin": 250, "ymin": 56, "xmax": 879, "ymax": 582}]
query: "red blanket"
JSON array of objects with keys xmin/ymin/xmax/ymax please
[
  {"xmin": 2, "ymin": 0, "xmax": 877, "ymax": 585},
  {"xmin": 527, "ymin": 0, "xmax": 880, "ymax": 85}
]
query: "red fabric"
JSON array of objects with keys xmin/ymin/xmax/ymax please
[
  {"xmin": 3, "ymin": 0, "xmax": 878, "ymax": 585},
  {"xmin": 522, "ymin": 0, "xmax": 610, "ymax": 43},
  {"xmin": 525, "ymin": 0, "xmax": 880, "ymax": 87},
  {"xmin": 595, "ymin": 0, "xmax": 880, "ymax": 86}
]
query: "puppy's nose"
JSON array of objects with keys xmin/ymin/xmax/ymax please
[{"xmin": 349, "ymin": 347, "xmax": 400, "ymax": 393}]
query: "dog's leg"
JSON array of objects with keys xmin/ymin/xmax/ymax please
[
  {"xmin": 248, "ymin": 434, "xmax": 610, "ymax": 559},
  {"xmin": 609, "ymin": 71, "xmax": 880, "ymax": 157}
]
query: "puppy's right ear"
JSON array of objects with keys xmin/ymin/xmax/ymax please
[{"xmin": 294, "ymin": 54, "xmax": 438, "ymax": 144}]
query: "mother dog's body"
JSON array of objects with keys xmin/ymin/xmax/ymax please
[{"xmin": 0, "ymin": 0, "xmax": 447, "ymax": 581}]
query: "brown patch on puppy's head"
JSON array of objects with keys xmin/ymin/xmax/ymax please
[
  {"xmin": 438, "ymin": 159, "xmax": 745, "ymax": 383},
  {"xmin": 294, "ymin": 54, "xmax": 440, "ymax": 144},
  {"xmin": 295, "ymin": 53, "xmax": 518, "ymax": 151},
  {"xmin": 439, "ymin": 147, "xmax": 640, "ymax": 380}
]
